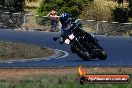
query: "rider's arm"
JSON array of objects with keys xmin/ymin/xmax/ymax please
[{"xmin": 47, "ymin": 12, "xmax": 60, "ymax": 18}]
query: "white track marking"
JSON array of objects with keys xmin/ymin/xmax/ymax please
[
  {"xmin": 5, "ymin": 61, "xmax": 13, "ymax": 63},
  {"xmin": 19, "ymin": 60, "xmax": 27, "ymax": 62},
  {"xmin": 55, "ymin": 49, "xmax": 69, "ymax": 59}
]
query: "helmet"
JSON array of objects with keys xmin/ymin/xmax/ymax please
[{"xmin": 60, "ymin": 13, "xmax": 70, "ymax": 25}]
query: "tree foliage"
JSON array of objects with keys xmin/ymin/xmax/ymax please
[
  {"xmin": 80, "ymin": 0, "xmax": 112, "ymax": 21},
  {"xmin": 112, "ymin": 0, "xmax": 132, "ymax": 22},
  {"xmin": 0, "ymin": 0, "xmax": 25, "ymax": 13},
  {"xmin": 0, "ymin": 0, "xmax": 25, "ymax": 29},
  {"xmin": 112, "ymin": 7, "xmax": 129, "ymax": 23},
  {"xmin": 37, "ymin": 0, "xmax": 93, "ymax": 17},
  {"xmin": 113, "ymin": 0, "xmax": 124, "ymax": 5}
]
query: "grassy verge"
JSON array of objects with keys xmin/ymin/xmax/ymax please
[
  {"xmin": 0, "ymin": 41, "xmax": 55, "ymax": 60},
  {"xmin": 0, "ymin": 67, "xmax": 131, "ymax": 88}
]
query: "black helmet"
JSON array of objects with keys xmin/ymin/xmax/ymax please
[{"xmin": 60, "ymin": 13, "xmax": 70, "ymax": 25}]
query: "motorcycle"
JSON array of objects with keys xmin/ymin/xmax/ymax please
[{"xmin": 53, "ymin": 20, "xmax": 107, "ymax": 61}]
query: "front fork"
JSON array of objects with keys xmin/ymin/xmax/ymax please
[{"xmin": 71, "ymin": 37, "xmax": 88, "ymax": 52}]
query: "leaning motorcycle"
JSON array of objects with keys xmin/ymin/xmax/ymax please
[{"xmin": 53, "ymin": 20, "xmax": 107, "ymax": 61}]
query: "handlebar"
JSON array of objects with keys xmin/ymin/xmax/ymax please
[{"xmin": 69, "ymin": 21, "xmax": 82, "ymax": 31}]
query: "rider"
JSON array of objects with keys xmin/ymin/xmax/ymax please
[
  {"xmin": 58, "ymin": 13, "xmax": 74, "ymax": 43},
  {"xmin": 56, "ymin": 12, "xmax": 96, "ymax": 44},
  {"xmin": 59, "ymin": 13, "xmax": 85, "ymax": 38},
  {"xmin": 59, "ymin": 12, "xmax": 85, "ymax": 35},
  {"xmin": 59, "ymin": 13, "xmax": 73, "ymax": 33}
]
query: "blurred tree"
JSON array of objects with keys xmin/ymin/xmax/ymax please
[
  {"xmin": 37, "ymin": 0, "xmax": 93, "ymax": 18},
  {"xmin": 0, "ymin": 0, "xmax": 25, "ymax": 29},
  {"xmin": 36, "ymin": 0, "xmax": 94, "ymax": 25},
  {"xmin": 128, "ymin": 0, "xmax": 132, "ymax": 17},
  {"xmin": 112, "ymin": 7, "xmax": 129, "ymax": 23},
  {"xmin": 0, "ymin": 0, "xmax": 5, "ymax": 12},
  {"xmin": 26, "ymin": 0, "xmax": 38, "ymax": 2},
  {"xmin": 112, "ymin": 0, "xmax": 131, "ymax": 22},
  {"xmin": 113, "ymin": 0, "xmax": 124, "ymax": 5},
  {"xmin": 0, "ymin": 0, "xmax": 25, "ymax": 13},
  {"xmin": 113, "ymin": 0, "xmax": 132, "ymax": 17}
]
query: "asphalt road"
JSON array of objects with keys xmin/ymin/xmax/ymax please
[{"xmin": 0, "ymin": 29, "xmax": 132, "ymax": 68}]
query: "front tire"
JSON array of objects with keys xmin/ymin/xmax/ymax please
[
  {"xmin": 71, "ymin": 44, "xmax": 93, "ymax": 61},
  {"xmin": 92, "ymin": 42, "xmax": 107, "ymax": 60},
  {"xmin": 97, "ymin": 50, "xmax": 107, "ymax": 60}
]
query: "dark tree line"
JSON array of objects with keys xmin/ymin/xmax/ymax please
[
  {"xmin": 113, "ymin": 0, "xmax": 132, "ymax": 23},
  {"xmin": 36, "ymin": 0, "xmax": 93, "ymax": 25},
  {"xmin": 0, "ymin": 0, "xmax": 132, "ymax": 23},
  {"xmin": 0, "ymin": 0, "xmax": 25, "ymax": 13},
  {"xmin": 37, "ymin": 0, "xmax": 132, "ymax": 23},
  {"xmin": 37, "ymin": 0, "xmax": 93, "ymax": 18},
  {"xmin": 0, "ymin": 0, "xmax": 25, "ymax": 29}
]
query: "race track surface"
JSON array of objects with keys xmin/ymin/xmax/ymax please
[{"xmin": 0, "ymin": 30, "xmax": 131, "ymax": 68}]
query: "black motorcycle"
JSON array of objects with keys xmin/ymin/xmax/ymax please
[{"xmin": 53, "ymin": 20, "xmax": 107, "ymax": 61}]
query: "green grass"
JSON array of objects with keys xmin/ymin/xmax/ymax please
[
  {"xmin": 0, "ymin": 41, "xmax": 54, "ymax": 60},
  {"xmin": 0, "ymin": 67, "xmax": 131, "ymax": 88},
  {"xmin": 0, "ymin": 74, "xmax": 131, "ymax": 88}
]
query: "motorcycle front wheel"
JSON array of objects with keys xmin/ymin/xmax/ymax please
[
  {"xmin": 97, "ymin": 50, "xmax": 107, "ymax": 60},
  {"xmin": 71, "ymin": 44, "xmax": 93, "ymax": 61},
  {"xmin": 91, "ymin": 41, "xmax": 107, "ymax": 60}
]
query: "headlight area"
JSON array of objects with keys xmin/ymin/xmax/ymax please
[
  {"xmin": 64, "ymin": 39, "xmax": 70, "ymax": 44},
  {"xmin": 68, "ymin": 34, "xmax": 75, "ymax": 40}
]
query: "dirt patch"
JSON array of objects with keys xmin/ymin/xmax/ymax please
[{"xmin": 0, "ymin": 41, "xmax": 55, "ymax": 60}]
